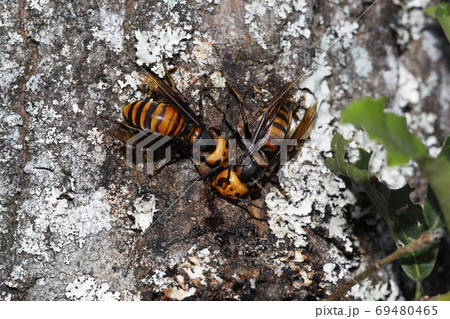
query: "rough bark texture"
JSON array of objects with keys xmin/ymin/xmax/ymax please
[{"xmin": 0, "ymin": 0, "xmax": 449, "ymax": 300}]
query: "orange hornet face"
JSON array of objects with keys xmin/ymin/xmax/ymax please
[{"xmin": 211, "ymin": 169, "xmax": 248, "ymax": 200}]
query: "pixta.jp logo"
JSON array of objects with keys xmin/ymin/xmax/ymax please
[
  {"xmin": 126, "ymin": 130, "xmax": 299, "ymax": 175},
  {"xmin": 126, "ymin": 129, "xmax": 172, "ymax": 175}
]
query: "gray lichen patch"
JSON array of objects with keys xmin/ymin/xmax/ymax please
[
  {"xmin": 266, "ymin": 141, "xmax": 357, "ymax": 251},
  {"xmin": 65, "ymin": 275, "xmax": 121, "ymax": 301},
  {"xmin": 135, "ymin": 28, "xmax": 192, "ymax": 76},
  {"xmin": 0, "ymin": 0, "xmax": 142, "ymax": 300}
]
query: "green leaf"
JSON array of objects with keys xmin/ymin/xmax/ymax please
[
  {"xmin": 394, "ymin": 200, "xmax": 439, "ymax": 280},
  {"xmin": 354, "ymin": 148, "xmax": 372, "ymax": 170},
  {"xmin": 421, "ymin": 136, "xmax": 450, "ymax": 230},
  {"xmin": 325, "ymin": 134, "xmax": 373, "ymax": 185},
  {"xmin": 341, "ymin": 97, "xmax": 450, "ymax": 230},
  {"xmin": 424, "ymin": 3, "xmax": 450, "ymax": 43},
  {"xmin": 424, "ymin": 187, "xmax": 445, "ymax": 230},
  {"xmin": 325, "ymin": 133, "xmax": 439, "ymax": 280},
  {"xmin": 341, "ymin": 97, "xmax": 427, "ymax": 166},
  {"xmin": 423, "ymin": 6, "xmax": 436, "ymax": 18}
]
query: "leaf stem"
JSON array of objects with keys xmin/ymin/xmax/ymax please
[
  {"xmin": 414, "ymin": 280, "xmax": 423, "ymax": 300},
  {"xmin": 324, "ymin": 231, "xmax": 437, "ymax": 301}
]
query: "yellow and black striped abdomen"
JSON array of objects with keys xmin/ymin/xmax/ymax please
[
  {"xmin": 122, "ymin": 100, "xmax": 185, "ymax": 137},
  {"xmin": 264, "ymin": 104, "xmax": 292, "ymax": 150}
]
